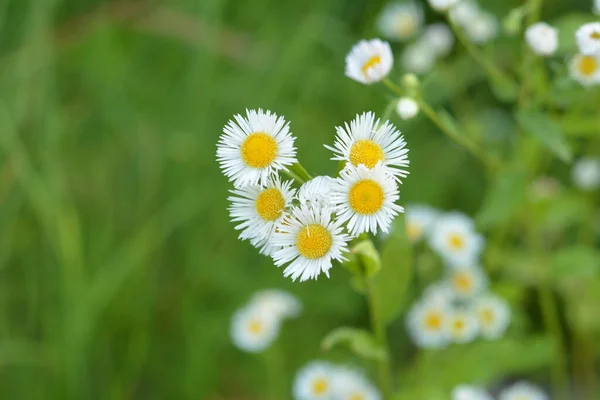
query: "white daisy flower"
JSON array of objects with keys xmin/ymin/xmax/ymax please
[
  {"xmin": 396, "ymin": 97, "xmax": 419, "ymax": 120},
  {"xmin": 271, "ymin": 205, "xmax": 349, "ymax": 282},
  {"xmin": 331, "ymin": 163, "xmax": 403, "ymax": 236},
  {"xmin": 402, "ymin": 42, "xmax": 437, "ymax": 74},
  {"xmin": 499, "ymin": 381, "xmax": 548, "ymax": 400},
  {"xmin": 572, "ymin": 157, "xmax": 600, "ymax": 190},
  {"xmin": 405, "ymin": 204, "xmax": 439, "ymax": 242},
  {"xmin": 230, "ymin": 304, "xmax": 280, "ymax": 352},
  {"xmin": 422, "ymin": 23, "xmax": 455, "ymax": 58},
  {"xmin": 251, "ymin": 289, "xmax": 302, "ymax": 320},
  {"xmin": 250, "ymin": 235, "xmax": 280, "ymax": 257},
  {"xmin": 576, "ymin": 22, "xmax": 600, "ymax": 55},
  {"xmin": 298, "ymin": 176, "xmax": 336, "ymax": 207},
  {"xmin": 447, "ymin": 309, "xmax": 479, "ymax": 344},
  {"xmin": 377, "ymin": 2, "xmax": 424, "ymax": 41},
  {"xmin": 326, "ymin": 112, "xmax": 409, "ymax": 180},
  {"xmin": 428, "ymin": 0, "xmax": 461, "ymax": 12},
  {"xmin": 448, "ymin": 266, "xmax": 488, "ymax": 299},
  {"xmin": 345, "ymin": 39, "xmax": 394, "ymax": 84},
  {"xmin": 429, "ymin": 212, "xmax": 485, "ymax": 266},
  {"xmin": 217, "ymin": 109, "xmax": 297, "ymax": 187},
  {"xmin": 423, "ymin": 282, "xmax": 458, "ymax": 305},
  {"xmin": 475, "ymin": 294, "xmax": 511, "ymax": 340},
  {"xmin": 464, "ymin": 11, "xmax": 499, "ymax": 44},
  {"xmin": 525, "ymin": 22, "xmax": 558, "ymax": 56},
  {"xmin": 406, "ymin": 299, "xmax": 449, "ymax": 348},
  {"xmin": 449, "ymin": 0, "xmax": 480, "ymax": 26},
  {"xmin": 452, "ymin": 385, "xmax": 494, "ymax": 400},
  {"xmin": 228, "ymin": 176, "xmax": 296, "ymax": 242},
  {"xmin": 293, "ymin": 361, "xmax": 337, "ymax": 400},
  {"xmin": 332, "ymin": 368, "xmax": 381, "ymax": 400},
  {"xmin": 569, "ymin": 53, "xmax": 600, "ymax": 86}
]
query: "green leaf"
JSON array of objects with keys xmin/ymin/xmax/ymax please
[
  {"xmin": 351, "ymin": 239, "xmax": 381, "ymax": 277},
  {"xmin": 437, "ymin": 110, "xmax": 461, "ymax": 137},
  {"xmin": 321, "ymin": 327, "xmax": 387, "ymax": 361},
  {"xmin": 551, "ymin": 245, "xmax": 600, "ymax": 280},
  {"xmin": 517, "ymin": 111, "xmax": 572, "ymax": 163},
  {"xmin": 490, "ymin": 74, "xmax": 520, "ymax": 102},
  {"xmin": 476, "ymin": 168, "xmax": 528, "ymax": 229}
]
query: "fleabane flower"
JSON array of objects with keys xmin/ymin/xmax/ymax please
[
  {"xmin": 428, "ymin": 0, "xmax": 460, "ymax": 12},
  {"xmin": 331, "ymin": 163, "xmax": 403, "ymax": 236},
  {"xmin": 332, "ymin": 368, "xmax": 381, "ymax": 400},
  {"xmin": 405, "ymin": 204, "xmax": 439, "ymax": 242},
  {"xmin": 251, "ymin": 289, "xmax": 302, "ymax": 320},
  {"xmin": 345, "ymin": 39, "xmax": 393, "ymax": 84},
  {"xmin": 575, "ymin": 22, "xmax": 600, "ymax": 55},
  {"xmin": 423, "ymin": 282, "xmax": 457, "ymax": 305},
  {"xmin": 422, "ymin": 23, "xmax": 455, "ymax": 58},
  {"xmin": 293, "ymin": 361, "xmax": 337, "ymax": 400},
  {"xmin": 447, "ymin": 309, "xmax": 479, "ymax": 344},
  {"xmin": 449, "ymin": 0, "xmax": 480, "ymax": 26},
  {"xmin": 429, "ymin": 212, "xmax": 485, "ymax": 266},
  {"xmin": 572, "ymin": 157, "xmax": 600, "ymax": 190},
  {"xmin": 464, "ymin": 12, "xmax": 499, "ymax": 44},
  {"xmin": 396, "ymin": 97, "xmax": 420, "ymax": 120},
  {"xmin": 525, "ymin": 22, "xmax": 558, "ymax": 56},
  {"xmin": 228, "ymin": 176, "xmax": 296, "ymax": 242},
  {"xmin": 298, "ymin": 176, "xmax": 336, "ymax": 207},
  {"xmin": 217, "ymin": 109, "xmax": 297, "ymax": 187},
  {"xmin": 499, "ymin": 382, "xmax": 548, "ymax": 400},
  {"xmin": 230, "ymin": 304, "xmax": 280, "ymax": 352},
  {"xmin": 475, "ymin": 294, "xmax": 511, "ymax": 339},
  {"xmin": 402, "ymin": 42, "xmax": 436, "ymax": 74},
  {"xmin": 406, "ymin": 299, "xmax": 449, "ymax": 348},
  {"xmin": 452, "ymin": 385, "xmax": 494, "ymax": 400},
  {"xmin": 326, "ymin": 112, "xmax": 409, "ymax": 180},
  {"xmin": 377, "ymin": 2, "xmax": 424, "ymax": 41},
  {"xmin": 569, "ymin": 53, "xmax": 600, "ymax": 86},
  {"xmin": 448, "ymin": 266, "xmax": 488, "ymax": 298},
  {"xmin": 271, "ymin": 205, "xmax": 349, "ymax": 282}
]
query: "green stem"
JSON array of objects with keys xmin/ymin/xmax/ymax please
[
  {"xmin": 519, "ymin": 0, "xmax": 544, "ymax": 108},
  {"xmin": 263, "ymin": 343, "xmax": 283, "ymax": 400},
  {"xmin": 286, "ymin": 162, "xmax": 312, "ymax": 184}
]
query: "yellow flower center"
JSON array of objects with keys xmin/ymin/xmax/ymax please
[
  {"xmin": 348, "ymin": 179, "xmax": 385, "ymax": 215},
  {"xmin": 590, "ymin": 31, "xmax": 600, "ymax": 40},
  {"xmin": 578, "ymin": 55, "xmax": 598, "ymax": 77},
  {"xmin": 296, "ymin": 224, "xmax": 332, "ymax": 259},
  {"xmin": 311, "ymin": 377, "xmax": 329, "ymax": 395},
  {"xmin": 395, "ymin": 15, "xmax": 417, "ymax": 37},
  {"xmin": 241, "ymin": 132, "xmax": 278, "ymax": 168},
  {"xmin": 406, "ymin": 221, "xmax": 422, "ymax": 241},
  {"xmin": 447, "ymin": 233, "xmax": 465, "ymax": 250},
  {"xmin": 361, "ymin": 55, "xmax": 381, "ymax": 76},
  {"xmin": 255, "ymin": 188, "xmax": 285, "ymax": 221},
  {"xmin": 350, "ymin": 393, "xmax": 366, "ymax": 400},
  {"xmin": 424, "ymin": 311, "xmax": 443, "ymax": 331},
  {"xmin": 452, "ymin": 318, "xmax": 466, "ymax": 334},
  {"xmin": 349, "ymin": 139, "xmax": 385, "ymax": 169},
  {"xmin": 248, "ymin": 319, "xmax": 264, "ymax": 335},
  {"xmin": 479, "ymin": 308, "xmax": 495, "ymax": 326},
  {"xmin": 453, "ymin": 272, "xmax": 473, "ymax": 294}
]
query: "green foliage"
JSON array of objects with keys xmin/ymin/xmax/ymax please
[
  {"xmin": 516, "ymin": 111, "xmax": 573, "ymax": 163},
  {"xmin": 321, "ymin": 327, "xmax": 387, "ymax": 361}
]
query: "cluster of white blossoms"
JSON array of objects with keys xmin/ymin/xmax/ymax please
[
  {"xmin": 447, "ymin": 0, "xmax": 498, "ymax": 44},
  {"xmin": 293, "ymin": 361, "xmax": 380, "ymax": 400},
  {"xmin": 452, "ymin": 381, "xmax": 548, "ymax": 400},
  {"xmin": 403, "ymin": 206, "xmax": 511, "ymax": 348},
  {"xmin": 230, "ymin": 289, "xmax": 301, "ymax": 353},
  {"xmin": 218, "ymin": 109, "xmax": 409, "ymax": 282},
  {"xmin": 571, "ymin": 22, "xmax": 600, "ymax": 85}
]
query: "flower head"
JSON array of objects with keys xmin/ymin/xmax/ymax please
[
  {"xmin": 475, "ymin": 294, "xmax": 511, "ymax": 339},
  {"xmin": 402, "ymin": 42, "xmax": 436, "ymax": 74},
  {"xmin": 406, "ymin": 299, "xmax": 449, "ymax": 348},
  {"xmin": 423, "ymin": 282, "xmax": 458, "ymax": 305},
  {"xmin": 464, "ymin": 12, "xmax": 499, "ymax": 44},
  {"xmin": 576, "ymin": 22, "xmax": 600, "ymax": 55},
  {"xmin": 405, "ymin": 204, "xmax": 439, "ymax": 242},
  {"xmin": 251, "ymin": 289, "xmax": 302, "ymax": 320},
  {"xmin": 396, "ymin": 97, "xmax": 420, "ymax": 120},
  {"xmin": 525, "ymin": 22, "xmax": 558, "ymax": 56},
  {"xmin": 572, "ymin": 157, "xmax": 600, "ymax": 190},
  {"xmin": 422, "ymin": 23, "xmax": 455, "ymax": 58},
  {"xmin": 230, "ymin": 304, "xmax": 280, "ymax": 352},
  {"xmin": 377, "ymin": 2, "xmax": 423, "ymax": 41},
  {"xmin": 452, "ymin": 385, "xmax": 494, "ymax": 400},
  {"xmin": 293, "ymin": 361, "xmax": 337, "ymax": 400},
  {"xmin": 447, "ymin": 309, "xmax": 479, "ymax": 343},
  {"xmin": 448, "ymin": 266, "xmax": 488, "ymax": 299},
  {"xmin": 449, "ymin": 0, "xmax": 480, "ymax": 26},
  {"xmin": 345, "ymin": 39, "xmax": 393, "ymax": 84},
  {"xmin": 499, "ymin": 382, "xmax": 548, "ymax": 400},
  {"xmin": 569, "ymin": 53, "xmax": 600, "ymax": 86},
  {"xmin": 332, "ymin": 368, "xmax": 381, "ymax": 400},
  {"xmin": 428, "ymin": 0, "xmax": 460, "ymax": 12},
  {"xmin": 429, "ymin": 212, "xmax": 485, "ymax": 266},
  {"xmin": 298, "ymin": 176, "xmax": 336, "ymax": 207}
]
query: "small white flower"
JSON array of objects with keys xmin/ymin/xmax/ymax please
[
  {"xmin": 595, "ymin": 0, "xmax": 600, "ymax": 15},
  {"xmin": 423, "ymin": 282, "xmax": 458, "ymax": 305},
  {"xmin": 345, "ymin": 39, "xmax": 394, "ymax": 84},
  {"xmin": 449, "ymin": 0, "xmax": 480, "ymax": 26},
  {"xmin": 326, "ymin": 112, "xmax": 409, "ymax": 180},
  {"xmin": 569, "ymin": 53, "xmax": 600, "ymax": 86},
  {"xmin": 429, "ymin": 212, "xmax": 485, "ymax": 267},
  {"xmin": 406, "ymin": 299, "xmax": 449, "ymax": 348},
  {"xmin": 377, "ymin": 2, "xmax": 424, "ymax": 41},
  {"xmin": 576, "ymin": 22, "xmax": 600, "ymax": 55},
  {"xmin": 525, "ymin": 22, "xmax": 558, "ymax": 56},
  {"xmin": 271, "ymin": 205, "xmax": 350, "ymax": 282},
  {"xmin": 228, "ymin": 176, "xmax": 296, "ymax": 242},
  {"xmin": 396, "ymin": 97, "xmax": 420, "ymax": 120},
  {"xmin": 331, "ymin": 163, "xmax": 404, "ymax": 236},
  {"xmin": 464, "ymin": 11, "xmax": 499, "ymax": 44},
  {"xmin": 422, "ymin": 23, "xmax": 455, "ymax": 58},
  {"xmin": 572, "ymin": 157, "xmax": 600, "ymax": 190},
  {"xmin": 298, "ymin": 176, "xmax": 336, "ymax": 207},
  {"xmin": 447, "ymin": 266, "xmax": 488, "ymax": 299},
  {"xmin": 402, "ymin": 42, "xmax": 436, "ymax": 74},
  {"xmin": 475, "ymin": 294, "xmax": 511, "ymax": 340},
  {"xmin": 217, "ymin": 109, "xmax": 297, "ymax": 187},
  {"xmin": 293, "ymin": 361, "xmax": 337, "ymax": 400},
  {"xmin": 332, "ymin": 368, "xmax": 381, "ymax": 400},
  {"xmin": 428, "ymin": 0, "xmax": 461, "ymax": 12},
  {"xmin": 452, "ymin": 385, "xmax": 494, "ymax": 400},
  {"xmin": 447, "ymin": 309, "xmax": 479, "ymax": 344},
  {"xmin": 405, "ymin": 204, "xmax": 439, "ymax": 242},
  {"xmin": 230, "ymin": 304, "xmax": 280, "ymax": 352},
  {"xmin": 499, "ymin": 381, "xmax": 549, "ymax": 400},
  {"xmin": 251, "ymin": 289, "xmax": 302, "ymax": 320}
]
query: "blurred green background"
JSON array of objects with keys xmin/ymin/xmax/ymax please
[{"xmin": 0, "ymin": 0, "xmax": 597, "ymax": 399}]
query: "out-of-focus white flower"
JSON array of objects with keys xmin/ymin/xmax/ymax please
[
  {"xmin": 405, "ymin": 204, "xmax": 439, "ymax": 242},
  {"xmin": 402, "ymin": 42, "xmax": 436, "ymax": 74},
  {"xmin": 499, "ymin": 381, "xmax": 549, "ymax": 400},
  {"xmin": 230, "ymin": 304, "xmax": 280, "ymax": 352},
  {"xmin": 298, "ymin": 176, "xmax": 336, "ymax": 207},
  {"xmin": 332, "ymin": 368, "xmax": 381, "ymax": 400},
  {"xmin": 572, "ymin": 157, "xmax": 600, "ymax": 190},
  {"xmin": 429, "ymin": 212, "xmax": 485, "ymax": 267},
  {"xmin": 452, "ymin": 385, "xmax": 494, "ymax": 400},
  {"xmin": 346, "ymin": 39, "xmax": 394, "ymax": 84},
  {"xmin": 422, "ymin": 23, "xmax": 455, "ymax": 58},
  {"xmin": 576, "ymin": 22, "xmax": 600, "ymax": 55},
  {"xmin": 448, "ymin": 266, "xmax": 488, "ymax": 299},
  {"xmin": 449, "ymin": 0, "xmax": 480, "ymax": 26},
  {"xmin": 396, "ymin": 97, "xmax": 420, "ymax": 120},
  {"xmin": 424, "ymin": 282, "xmax": 457, "ymax": 305},
  {"xmin": 464, "ymin": 11, "xmax": 499, "ymax": 44},
  {"xmin": 447, "ymin": 309, "xmax": 479, "ymax": 344},
  {"xmin": 377, "ymin": 2, "xmax": 424, "ymax": 41},
  {"xmin": 569, "ymin": 53, "xmax": 600, "ymax": 86},
  {"xmin": 406, "ymin": 299, "xmax": 449, "ymax": 348},
  {"xmin": 475, "ymin": 294, "xmax": 511, "ymax": 340},
  {"xmin": 525, "ymin": 22, "xmax": 558, "ymax": 56},
  {"xmin": 251, "ymin": 289, "xmax": 302, "ymax": 320},
  {"xmin": 293, "ymin": 361, "xmax": 337, "ymax": 400},
  {"xmin": 595, "ymin": 0, "xmax": 600, "ymax": 15},
  {"xmin": 428, "ymin": 0, "xmax": 461, "ymax": 12}
]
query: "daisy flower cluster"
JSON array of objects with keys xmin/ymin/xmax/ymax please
[
  {"xmin": 293, "ymin": 361, "xmax": 380, "ymax": 400},
  {"xmin": 403, "ymin": 206, "xmax": 511, "ymax": 348},
  {"xmin": 230, "ymin": 289, "xmax": 301, "ymax": 353},
  {"xmin": 452, "ymin": 381, "xmax": 548, "ymax": 400},
  {"xmin": 446, "ymin": 0, "xmax": 499, "ymax": 44},
  {"xmin": 218, "ymin": 109, "xmax": 409, "ymax": 282},
  {"xmin": 571, "ymin": 22, "xmax": 600, "ymax": 86}
]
